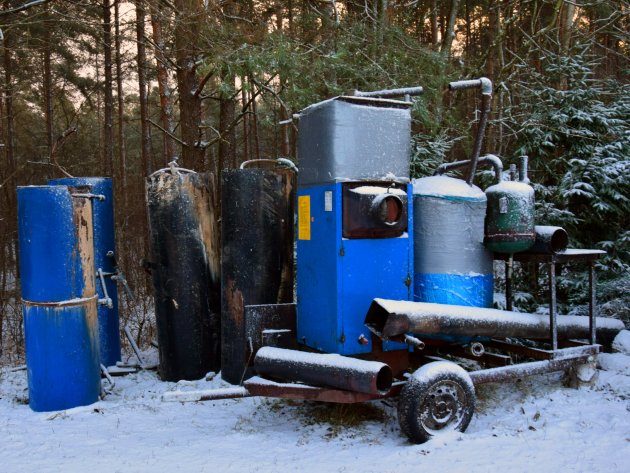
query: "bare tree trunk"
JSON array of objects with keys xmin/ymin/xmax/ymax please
[
  {"xmin": 174, "ymin": 0, "xmax": 204, "ymax": 170},
  {"xmin": 441, "ymin": 0, "xmax": 460, "ymax": 56},
  {"xmin": 3, "ymin": 37, "xmax": 15, "ymax": 176},
  {"xmin": 114, "ymin": 0, "xmax": 127, "ymax": 189},
  {"xmin": 218, "ymin": 1, "xmax": 237, "ymax": 170},
  {"xmin": 103, "ymin": 0, "xmax": 115, "ymax": 176},
  {"xmin": 150, "ymin": 1, "xmax": 175, "ymax": 165},
  {"xmin": 431, "ymin": 0, "xmax": 438, "ymax": 47},
  {"xmin": 43, "ymin": 6, "xmax": 53, "ymax": 164},
  {"xmin": 135, "ymin": 0, "xmax": 152, "ymax": 176},
  {"xmin": 559, "ymin": 0, "xmax": 576, "ymax": 53}
]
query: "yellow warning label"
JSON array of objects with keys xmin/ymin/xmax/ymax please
[{"xmin": 298, "ymin": 195, "xmax": 311, "ymax": 240}]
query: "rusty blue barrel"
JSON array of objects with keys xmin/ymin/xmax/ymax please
[
  {"xmin": 18, "ymin": 185, "xmax": 101, "ymax": 412},
  {"xmin": 49, "ymin": 177, "xmax": 121, "ymax": 367}
]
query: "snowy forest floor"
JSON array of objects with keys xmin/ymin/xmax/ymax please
[{"xmin": 1, "ymin": 336, "xmax": 629, "ymax": 473}]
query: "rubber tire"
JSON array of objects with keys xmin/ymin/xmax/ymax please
[{"xmin": 398, "ymin": 361, "xmax": 476, "ymax": 444}]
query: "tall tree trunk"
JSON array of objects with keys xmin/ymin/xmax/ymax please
[
  {"xmin": 150, "ymin": 1, "xmax": 175, "ymax": 165},
  {"xmin": 3, "ymin": 36, "xmax": 15, "ymax": 177},
  {"xmin": 135, "ymin": 0, "xmax": 152, "ymax": 175},
  {"xmin": 441, "ymin": 0, "xmax": 460, "ymax": 56},
  {"xmin": 430, "ymin": 0, "xmax": 438, "ymax": 47},
  {"xmin": 174, "ymin": 0, "xmax": 204, "ymax": 170},
  {"xmin": 43, "ymin": 6, "xmax": 53, "ymax": 163},
  {"xmin": 218, "ymin": 1, "xmax": 237, "ymax": 170},
  {"xmin": 114, "ymin": 0, "xmax": 127, "ymax": 189},
  {"xmin": 102, "ymin": 0, "xmax": 115, "ymax": 176}
]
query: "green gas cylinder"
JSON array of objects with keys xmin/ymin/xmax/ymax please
[{"xmin": 485, "ymin": 156, "xmax": 535, "ymax": 254}]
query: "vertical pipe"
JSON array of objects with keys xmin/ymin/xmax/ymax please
[
  {"xmin": 589, "ymin": 263, "xmax": 597, "ymax": 345},
  {"xmin": 505, "ymin": 254, "xmax": 513, "ymax": 312},
  {"xmin": 49, "ymin": 177, "xmax": 121, "ymax": 367},
  {"xmin": 549, "ymin": 262, "xmax": 558, "ymax": 350},
  {"xmin": 221, "ymin": 168, "xmax": 296, "ymax": 384},
  {"xmin": 147, "ymin": 170, "xmax": 221, "ymax": 381},
  {"xmin": 518, "ymin": 155, "xmax": 529, "ymax": 183},
  {"xmin": 18, "ymin": 186, "xmax": 101, "ymax": 411}
]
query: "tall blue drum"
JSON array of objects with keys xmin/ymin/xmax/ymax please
[
  {"xmin": 18, "ymin": 185, "xmax": 101, "ymax": 412},
  {"xmin": 49, "ymin": 177, "xmax": 121, "ymax": 367}
]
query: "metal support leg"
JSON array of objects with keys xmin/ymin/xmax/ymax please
[
  {"xmin": 506, "ymin": 255, "xmax": 514, "ymax": 311},
  {"xmin": 589, "ymin": 263, "xmax": 597, "ymax": 345},
  {"xmin": 549, "ymin": 262, "xmax": 558, "ymax": 350}
]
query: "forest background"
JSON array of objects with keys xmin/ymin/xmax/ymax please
[{"xmin": 0, "ymin": 0, "xmax": 627, "ymax": 363}]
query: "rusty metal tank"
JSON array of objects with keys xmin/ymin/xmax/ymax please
[{"xmin": 484, "ymin": 156, "xmax": 535, "ymax": 254}]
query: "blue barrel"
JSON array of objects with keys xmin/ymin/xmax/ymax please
[
  {"xmin": 18, "ymin": 185, "xmax": 101, "ymax": 412},
  {"xmin": 412, "ymin": 176, "xmax": 493, "ymax": 308},
  {"xmin": 49, "ymin": 177, "xmax": 121, "ymax": 367}
]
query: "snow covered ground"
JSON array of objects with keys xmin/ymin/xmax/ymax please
[{"xmin": 1, "ymin": 336, "xmax": 629, "ymax": 473}]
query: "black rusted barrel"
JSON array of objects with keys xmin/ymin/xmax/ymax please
[
  {"xmin": 254, "ymin": 347, "xmax": 393, "ymax": 394},
  {"xmin": 221, "ymin": 168, "xmax": 295, "ymax": 385},
  {"xmin": 147, "ymin": 169, "xmax": 221, "ymax": 381},
  {"xmin": 530, "ymin": 226, "xmax": 569, "ymax": 254}
]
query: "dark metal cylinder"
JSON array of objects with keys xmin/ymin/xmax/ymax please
[
  {"xmin": 530, "ymin": 226, "xmax": 569, "ymax": 254},
  {"xmin": 254, "ymin": 347, "xmax": 393, "ymax": 394},
  {"xmin": 147, "ymin": 170, "xmax": 221, "ymax": 381},
  {"xmin": 221, "ymin": 168, "xmax": 296, "ymax": 385},
  {"xmin": 366, "ymin": 298, "xmax": 625, "ymax": 344}
]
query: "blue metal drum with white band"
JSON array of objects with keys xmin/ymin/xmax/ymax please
[
  {"xmin": 412, "ymin": 175, "xmax": 493, "ymax": 308},
  {"xmin": 18, "ymin": 185, "xmax": 101, "ymax": 412},
  {"xmin": 49, "ymin": 177, "xmax": 121, "ymax": 367}
]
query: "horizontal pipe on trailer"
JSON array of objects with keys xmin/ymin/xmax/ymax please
[
  {"xmin": 365, "ymin": 299, "xmax": 625, "ymax": 343},
  {"xmin": 469, "ymin": 348, "xmax": 597, "ymax": 385},
  {"xmin": 254, "ymin": 347, "xmax": 393, "ymax": 395}
]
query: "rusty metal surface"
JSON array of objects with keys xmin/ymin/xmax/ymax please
[
  {"xmin": 366, "ymin": 298, "xmax": 625, "ymax": 344},
  {"xmin": 254, "ymin": 347, "xmax": 393, "ymax": 395},
  {"xmin": 147, "ymin": 171, "xmax": 221, "ymax": 381},
  {"xmin": 469, "ymin": 344, "xmax": 599, "ymax": 385},
  {"xmin": 244, "ymin": 377, "xmax": 403, "ymax": 404},
  {"xmin": 221, "ymin": 168, "xmax": 296, "ymax": 385},
  {"xmin": 244, "ymin": 303, "xmax": 297, "ymax": 354}
]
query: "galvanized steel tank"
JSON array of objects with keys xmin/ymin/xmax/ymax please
[
  {"xmin": 412, "ymin": 176, "xmax": 493, "ymax": 307},
  {"xmin": 49, "ymin": 177, "xmax": 121, "ymax": 367},
  {"xmin": 18, "ymin": 185, "xmax": 101, "ymax": 411}
]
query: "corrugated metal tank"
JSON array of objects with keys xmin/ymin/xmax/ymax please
[
  {"xmin": 49, "ymin": 177, "xmax": 121, "ymax": 367},
  {"xmin": 18, "ymin": 185, "xmax": 101, "ymax": 412},
  {"xmin": 412, "ymin": 176, "xmax": 493, "ymax": 308}
]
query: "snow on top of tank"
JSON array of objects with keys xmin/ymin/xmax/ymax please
[
  {"xmin": 412, "ymin": 175, "xmax": 486, "ymax": 201},
  {"xmin": 298, "ymin": 95, "xmax": 411, "ymax": 116},
  {"xmin": 350, "ymin": 186, "xmax": 407, "ymax": 195}
]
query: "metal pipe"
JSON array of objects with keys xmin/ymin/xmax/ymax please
[
  {"xmin": 352, "ymin": 86, "xmax": 424, "ymax": 99},
  {"xmin": 365, "ymin": 298, "xmax": 625, "ymax": 344},
  {"xmin": 254, "ymin": 347, "xmax": 393, "ymax": 395},
  {"xmin": 468, "ymin": 342, "xmax": 485, "ymax": 357},
  {"xmin": 448, "ymin": 78, "xmax": 492, "ymax": 186},
  {"xmin": 530, "ymin": 226, "xmax": 569, "ymax": 253},
  {"xmin": 434, "ymin": 154, "xmax": 503, "ymax": 183},
  {"xmin": 239, "ymin": 157, "xmax": 298, "ymax": 172},
  {"xmin": 519, "ymin": 155, "xmax": 530, "ymax": 184},
  {"xmin": 162, "ymin": 386, "xmax": 251, "ymax": 402}
]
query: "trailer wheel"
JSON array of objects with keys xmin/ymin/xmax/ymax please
[{"xmin": 398, "ymin": 361, "xmax": 475, "ymax": 444}]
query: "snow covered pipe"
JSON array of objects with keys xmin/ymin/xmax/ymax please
[
  {"xmin": 448, "ymin": 77, "xmax": 492, "ymax": 186},
  {"xmin": 530, "ymin": 226, "xmax": 569, "ymax": 254},
  {"xmin": 365, "ymin": 298, "xmax": 625, "ymax": 343},
  {"xmin": 351, "ymin": 86, "xmax": 424, "ymax": 99},
  {"xmin": 434, "ymin": 154, "xmax": 503, "ymax": 183},
  {"xmin": 254, "ymin": 347, "xmax": 393, "ymax": 395}
]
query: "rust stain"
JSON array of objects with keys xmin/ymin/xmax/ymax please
[
  {"xmin": 225, "ymin": 278, "xmax": 244, "ymax": 330},
  {"xmin": 71, "ymin": 190, "xmax": 98, "ymax": 332}
]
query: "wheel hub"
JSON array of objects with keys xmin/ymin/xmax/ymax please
[{"xmin": 419, "ymin": 381, "xmax": 465, "ymax": 433}]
